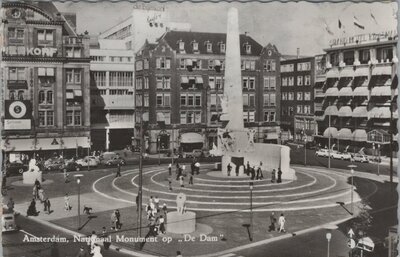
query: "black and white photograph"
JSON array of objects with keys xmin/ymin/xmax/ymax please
[{"xmin": 0, "ymin": 1, "xmax": 398, "ymax": 257}]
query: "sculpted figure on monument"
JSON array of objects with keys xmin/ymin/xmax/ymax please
[{"xmin": 176, "ymin": 193, "xmax": 186, "ymax": 214}]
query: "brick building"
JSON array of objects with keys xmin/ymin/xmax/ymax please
[{"xmin": 1, "ymin": 2, "xmax": 91, "ymax": 159}]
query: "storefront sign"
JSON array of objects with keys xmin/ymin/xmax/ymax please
[
  {"xmin": 329, "ymin": 30, "xmax": 397, "ymax": 47},
  {"xmin": 7, "ymin": 80, "xmax": 28, "ymax": 89},
  {"xmin": 4, "ymin": 100, "xmax": 32, "ymax": 130},
  {"xmin": 4, "ymin": 119, "xmax": 31, "ymax": 130},
  {"xmin": 2, "ymin": 46, "xmax": 57, "ymax": 57}
]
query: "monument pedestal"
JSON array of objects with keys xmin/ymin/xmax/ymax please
[
  {"xmin": 23, "ymin": 171, "xmax": 42, "ymax": 185},
  {"xmin": 166, "ymin": 211, "xmax": 196, "ymax": 234}
]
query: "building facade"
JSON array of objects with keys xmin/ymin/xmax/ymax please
[
  {"xmin": 1, "ymin": 2, "xmax": 91, "ymax": 159},
  {"xmin": 280, "ymin": 55, "xmax": 315, "ymax": 143},
  {"xmin": 314, "ymin": 31, "xmax": 398, "ymax": 155},
  {"xmin": 135, "ymin": 30, "xmax": 281, "ymax": 154}
]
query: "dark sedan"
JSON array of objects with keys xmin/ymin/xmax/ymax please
[{"xmin": 4, "ymin": 162, "xmax": 28, "ymax": 176}]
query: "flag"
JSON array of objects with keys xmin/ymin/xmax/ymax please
[
  {"xmin": 370, "ymin": 12, "xmax": 378, "ymax": 24},
  {"xmin": 324, "ymin": 21, "xmax": 334, "ymax": 35},
  {"xmin": 353, "ymin": 16, "xmax": 365, "ymax": 29}
]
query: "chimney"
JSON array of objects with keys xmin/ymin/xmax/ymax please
[{"xmin": 297, "ymin": 48, "xmax": 300, "ymax": 59}]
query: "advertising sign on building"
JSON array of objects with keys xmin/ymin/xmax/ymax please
[{"xmin": 4, "ymin": 100, "xmax": 32, "ymax": 130}]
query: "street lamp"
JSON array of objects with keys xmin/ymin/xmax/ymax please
[
  {"xmin": 326, "ymin": 232, "xmax": 332, "ymax": 257},
  {"xmin": 348, "ymin": 164, "xmax": 356, "ymax": 215},
  {"xmin": 157, "ymin": 134, "xmax": 161, "ymax": 166},
  {"xmin": 377, "ymin": 144, "xmax": 381, "ymax": 176},
  {"xmin": 249, "ymin": 181, "xmax": 254, "ymax": 241},
  {"xmin": 337, "ymin": 132, "xmax": 340, "ymax": 152},
  {"xmin": 303, "ymin": 130, "xmax": 307, "ymax": 166},
  {"xmin": 74, "ymin": 174, "xmax": 84, "ymax": 230}
]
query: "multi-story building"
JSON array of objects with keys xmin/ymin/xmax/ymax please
[
  {"xmin": 89, "ymin": 4, "xmax": 190, "ymax": 151},
  {"xmin": 135, "ymin": 30, "xmax": 281, "ymax": 154},
  {"xmin": 314, "ymin": 30, "xmax": 398, "ymax": 155},
  {"xmin": 280, "ymin": 53, "xmax": 315, "ymax": 143},
  {"xmin": 89, "ymin": 39, "xmax": 135, "ymax": 151},
  {"xmin": 1, "ymin": 2, "xmax": 91, "ymax": 160}
]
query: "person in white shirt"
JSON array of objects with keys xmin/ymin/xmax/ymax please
[{"xmin": 278, "ymin": 213, "xmax": 286, "ymax": 233}]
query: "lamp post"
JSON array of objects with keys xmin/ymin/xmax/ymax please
[
  {"xmin": 326, "ymin": 232, "xmax": 332, "ymax": 257},
  {"xmin": 157, "ymin": 134, "xmax": 160, "ymax": 166},
  {"xmin": 74, "ymin": 174, "xmax": 83, "ymax": 230},
  {"xmin": 328, "ymin": 114, "xmax": 331, "ymax": 169},
  {"xmin": 302, "ymin": 129, "xmax": 307, "ymax": 166},
  {"xmin": 249, "ymin": 181, "xmax": 254, "ymax": 241},
  {"xmin": 377, "ymin": 144, "xmax": 381, "ymax": 176},
  {"xmin": 337, "ymin": 132, "xmax": 340, "ymax": 152},
  {"xmin": 348, "ymin": 164, "xmax": 356, "ymax": 215}
]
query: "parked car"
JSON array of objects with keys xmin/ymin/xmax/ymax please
[
  {"xmin": 44, "ymin": 158, "xmax": 65, "ymax": 171},
  {"xmin": 352, "ymin": 153, "xmax": 369, "ymax": 163},
  {"xmin": 332, "ymin": 152, "xmax": 352, "ymax": 160},
  {"xmin": 61, "ymin": 159, "xmax": 81, "ymax": 172},
  {"xmin": 2, "ymin": 209, "xmax": 17, "ymax": 232},
  {"xmin": 104, "ymin": 157, "xmax": 126, "ymax": 166},
  {"xmin": 76, "ymin": 156, "xmax": 99, "ymax": 168},
  {"xmin": 4, "ymin": 162, "xmax": 28, "ymax": 176},
  {"xmin": 315, "ymin": 149, "xmax": 330, "ymax": 157}
]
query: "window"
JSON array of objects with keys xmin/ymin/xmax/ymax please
[
  {"xmin": 156, "ymin": 57, "xmax": 171, "ymax": 69},
  {"xmin": 136, "ymin": 60, "xmax": 143, "ymax": 71},
  {"xmin": 38, "ymin": 68, "xmax": 55, "ymax": 84},
  {"xmin": 47, "ymin": 111, "xmax": 54, "ymax": 126},
  {"xmin": 156, "ymin": 76, "xmax": 171, "ymax": 89},
  {"xmin": 264, "ymin": 111, "xmax": 269, "ymax": 122},
  {"xmin": 215, "ymin": 77, "xmax": 223, "ymax": 90},
  {"xmin": 249, "ymin": 94, "xmax": 255, "ymax": 107},
  {"xmin": 208, "ymin": 60, "xmax": 214, "ymax": 70},
  {"xmin": 9, "ymin": 67, "xmax": 25, "ymax": 80},
  {"xmin": 304, "ymin": 92, "xmax": 311, "ymax": 101},
  {"xmin": 144, "ymin": 77, "xmax": 149, "ymax": 89},
  {"xmin": 93, "ymin": 71, "xmax": 106, "ymax": 87},
  {"xmin": 245, "ymin": 44, "xmax": 251, "ymax": 54},
  {"xmin": 210, "ymin": 95, "xmax": 217, "ymax": 105},
  {"xmin": 144, "ymin": 59, "xmax": 149, "ymax": 69},
  {"xmin": 243, "ymin": 95, "xmax": 249, "ymax": 106},
  {"xmin": 195, "ymin": 94, "xmax": 201, "ymax": 106},
  {"xmin": 17, "ymin": 90, "xmax": 24, "ymax": 100},
  {"xmin": 144, "ymin": 94, "xmax": 149, "ymax": 107},
  {"xmin": 288, "ymin": 92, "xmax": 294, "ymax": 100},
  {"xmin": 304, "ymin": 75, "xmax": 311, "ymax": 85},
  {"xmin": 179, "ymin": 41, "xmax": 185, "ymax": 52},
  {"xmin": 297, "ymin": 76, "xmax": 303, "ymax": 86},
  {"xmin": 220, "ymin": 43, "xmax": 225, "ymax": 53},
  {"xmin": 297, "ymin": 105, "xmax": 303, "ymax": 114},
  {"xmin": 242, "ymin": 60, "xmax": 256, "ymax": 71},
  {"xmin": 282, "ymin": 77, "xmax": 288, "ymax": 86},
  {"xmin": 39, "ymin": 111, "xmax": 46, "ymax": 126},
  {"xmin": 264, "ymin": 59, "xmax": 276, "ymax": 71},
  {"xmin": 37, "ymin": 29, "xmax": 53, "ymax": 45},
  {"xmin": 282, "ymin": 92, "xmax": 287, "ymax": 100},
  {"xmin": 304, "ymin": 105, "xmax": 311, "ymax": 114},
  {"xmin": 92, "ymin": 56, "xmax": 105, "ymax": 62},
  {"xmin": 288, "ymin": 77, "xmax": 294, "ymax": 86},
  {"xmin": 180, "ymin": 95, "xmax": 186, "ymax": 106},
  {"xmin": 297, "ymin": 92, "xmax": 303, "ymax": 100},
  {"xmin": 156, "ymin": 94, "xmax": 170, "ymax": 106},
  {"xmin": 192, "ymin": 42, "xmax": 198, "ymax": 51},
  {"xmin": 74, "ymin": 111, "xmax": 81, "ymax": 125},
  {"xmin": 249, "ymin": 77, "xmax": 255, "ymax": 90},
  {"xmin": 270, "ymin": 93, "xmax": 276, "ymax": 106},
  {"xmin": 38, "ymin": 110, "xmax": 54, "ymax": 126},
  {"xmin": 187, "ymin": 112, "xmax": 193, "ymax": 124},
  {"xmin": 180, "ymin": 59, "xmax": 186, "ymax": 69},
  {"xmin": 297, "ymin": 62, "xmax": 311, "ymax": 71},
  {"xmin": 243, "ymin": 77, "xmax": 249, "ymax": 89},
  {"xmin": 281, "ymin": 64, "xmax": 294, "ymax": 72},
  {"xmin": 136, "ymin": 77, "xmax": 143, "ymax": 90},
  {"xmin": 39, "ymin": 91, "xmax": 45, "ymax": 104},
  {"xmin": 360, "ymin": 49, "xmax": 370, "ymax": 64},
  {"xmin": 46, "ymin": 90, "xmax": 53, "ymax": 104},
  {"xmin": 248, "ymin": 111, "xmax": 255, "ymax": 122},
  {"xmin": 264, "ymin": 77, "xmax": 270, "ymax": 89},
  {"xmin": 66, "ymin": 69, "xmax": 81, "ymax": 84},
  {"xmin": 157, "ymin": 94, "xmax": 163, "ymax": 106},
  {"xmin": 209, "ymin": 77, "xmax": 215, "ymax": 90},
  {"xmin": 206, "ymin": 42, "xmax": 212, "ymax": 53},
  {"xmin": 109, "ymin": 72, "xmax": 133, "ymax": 87},
  {"xmin": 66, "ymin": 47, "xmax": 81, "ymax": 58},
  {"xmin": 180, "ymin": 112, "xmax": 186, "ymax": 124},
  {"xmin": 8, "ymin": 28, "xmax": 24, "ymax": 40},
  {"xmin": 269, "ymin": 77, "xmax": 276, "ymax": 90},
  {"xmin": 269, "ymin": 112, "xmax": 276, "ymax": 122},
  {"xmin": 188, "ymin": 95, "xmax": 194, "ymax": 106}
]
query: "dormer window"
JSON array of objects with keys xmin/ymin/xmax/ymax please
[
  {"xmin": 245, "ymin": 43, "xmax": 251, "ymax": 54},
  {"xmin": 178, "ymin": 40, "xmax": 185, "ymax": 53},
  {"xmin": 220, "ymin": 43, "xmax": 225, "ymax": 53},
  {"xmin": 192, "ymin": 41, "xmax": 199, "ymax": 52},
  {"xmin": 205, "ymin": 41, "xmax": 212, "ymax": 53}
]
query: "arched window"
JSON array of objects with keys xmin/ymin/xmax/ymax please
[
  {"xmin": 17, "ymin": 90, "xmax": 24, "ymax": 100},
  {"xmin": 9, "ymin": 90, "xmax": 16, "ymax": 100},
  {"xmin": 39, "ymin": 90, "xmax": 45, "ymax": 104},
  {"xmin": 46, "ymin": 90, "xmax": 53, "ymax": 104}
]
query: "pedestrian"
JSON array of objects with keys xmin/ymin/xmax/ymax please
[
  {"xmin": 32, "ymin": 185, "xmax": 38, "ymax": 200},
  {"xmin": 111, "ymin": 211, "xmax": 117, "ymax": 230},
  {"xmin": 154, "ymin": 196, "xmax": 160, "ymax": 211},
  {"xmin": 189, "ymin": 174, "xmax": 193, "ymax": 185},
  {"xmin": 149, "ymin": 196, "xmax": 154, "ymax": 205},
  {"xmin": 115, "ymin": 209, "xmax": 122, "ymax": 230},
  {"xmin": 91, "ymin": 244, "xmax": 103, "ymax": 257},
  {"xmin": 179, "ymin": 175, "xmax": 184, "ymax": 187},
  {"xmin": 271, "ymin": 169, "xmax": 276, "ymax": 183},
  {"xmin": 182, "ymin": 165, "xmax": 186, "ymax": 176},
  {"xmin": 162, "ymin": 203, "xmax": 167, "ymax": 215},
  {"xmin": 64, "ymin": 193, "xmax": 71, "ymax": 211},
  {"xmin": 251, "ymin": 166, "xmax": 256, "ymax": 180},
  {"xmin": 195, "ymin": 162, "xmax": 200, "ymax": 175},
  {"xmin": 235, "ymin": 165, "xmax": 239, "ymax": 176},
  {"xmin": 168, "ymin": 163, "xmax": 172, "ymax": 176},
  {"xmin": 88, "ymin": 231, "xmax": 97, "ymax": 251},
  {"xmin": 227, "ymin": 163, "xmax": 232, "ymax": 176},
  {"xmin": 159, "ymin": 215, "xmax": 166, "ymax": 234},
  {"xmin": 64, "ymin": 168, "xmax": 70, "ymax": 183},
  {"xmin": 191, "ymin": 161, "xmax": 195, "ymax": 175},
  {"xmin": 176, "ymin": 166, "xmax": 183, "ymax": 180},
  {"xmin": 268, "ymin": 212, "xmax": 276, "ymax": 231},
  {"xmin": 75, "ymin": 246, "xmax": 89, "ymax": 257},
  {"xmin": 277, "ymin": 168, "xmax": 282, "ymax": 183},
  {"xmin": 256, "ymin": 166, "xmax": 263, "ymax": 180},
  {"xmin": 246, "ymin": 161, "xmax": 251, "ymax": 176},
  {"xmin": 38, "ymin": 187, "xmax": 45, "ymax": 202},
  {"xmin": 7, "ymin": 197, "xmax": 14, "ymax": 212},
  {"xmin": 27, "ymin": 198, "xmax": 38, "ymax": 216},
  {"xmin": 176, "ymin": 251, "xmax": 183, "ymax": 257},
  {"xmin": 168, "ymin": 177, "xmax": 172, "ymax": 191},
  {"xmin": 278, "ymin": 213, "xmax": 286, "ymax": 233},
  {"xmin": 115, "ymin": 163, "xmax": 121, "ymax": 178},
  {"xmin": 176, "ymin": 163, "xmax": 180, "ymax": 175},
  {"xmin": 44, "ymin": 198, "xmax": 51, "ymax": 214}
]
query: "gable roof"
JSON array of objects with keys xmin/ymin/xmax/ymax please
[{"xmin": 161, "ymin": 30, "xmax": 263, "ymax": 56}]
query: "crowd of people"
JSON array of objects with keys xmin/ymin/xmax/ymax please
[{"xmin": 26, "ymin": 179, "xmax": 52, "ymax": 216}]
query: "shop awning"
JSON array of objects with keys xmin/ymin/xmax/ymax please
[
  {"xmin": 314, "ymin": 81, "xmax": 325, "ymax": 88},
  {"xmin": 371, "ymin": 86, "xmax": 391, "ymax": 96},
  {"xmin": 195, "ymin": 76, "xmax": 203, "ymax": 84},
  {"xmin": 394, "ymin": 110, "xmax": 398, "ymax": 119},
  {"xmin": 325, "ymin": 105, "xmax": 339, "ymax": 116},
  {"xmin": 339, "ymin": 68, "xmax": 355, "ymax": 78},
  {"xmin": 338, "ymin": 128, "xmax": 353, "ymax": 140},
  {"xmin": 325, "ymin": 87, "xmax": 339, "ymax": 97},
  {"xmin": 339, "ymin": 87, "xmax": 353, "ymax": 97},
  {"xmin": 180, "ymin": 133, "xmax": 203, "ymax": 143},
  {"xmin": 181, "ymin": 76, "xmax": 189, "ymax": 84},
  {"xmin": 323, "ymin": 127, "xmax": 338, "ymax": 138},
  {"xmin": 352, "ymin": 129, "xmax": 367, "ymax": 142},
  {"xmin": 353, "ymin": 87, "xmax": 369, "ymax": 97},
  {"xmin": 352, "ymin": 106, "xmax": 368, "ymax": 118},
  {"xmin": 2, "ymin": 137, "xmax": 90, "ymax": 152},
  {"xmin": 185, "ymin": 59, "xmax": 193, "ymax": 66},
  {"xmin": 372, "ymin": 66, "xmax": 392, "ymax": 76},
  {"xmin": 338, "ymin": 106, "xmax": 353, "ymax": 117},
  {"xmin": 327, "ymin": 68, "xmax": 339, "ymax": 78},
  {"xmin": 354, "ymin": 67, "xmax": 369, "ymax": 77},
  {"xmin": 368, "ymin": 107, "xmax": 380, "ymax": 119},
  {"xmin": 368, "ymin": 107, "xmax": 391, "ymax": 119}
]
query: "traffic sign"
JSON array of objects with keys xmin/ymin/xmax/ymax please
[
  {"xmin": 347, "ymin": 238, "xmax": 356, "ymax": 249},
  {"xmin": 348, "ymin": 228, "xmax": 355, "ymax": 238}
]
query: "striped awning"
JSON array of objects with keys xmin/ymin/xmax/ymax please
[
  {"xmin": 324, "ymin": 105, "xmax": 339, "ymax": 116},
  {"xmin": 314, "ymin": 81, "xmax": 325, "ymax": 88},
  {"xmin": 354, "ymin": 67, "xmax": 369, "ymax": 77},
  {"xmin": 371, "ymin": 86, "xmax": 391, "ymax": 96},
  {"xmin": 338, "ymin": 128, "xmax": 353, "ymax": 140},
  {"xmin": 368, "ymin": 107, "xmax": 391, "ymax": 119},
  {"xmin": 352, "ymin": 106, "xmax": 368, "ymax": 118},
  {"xmin": 327, "ymin": 68, "xmax": 340, "ymax": 78},
  {"xmin": 353, "ymin": 87, "xmax": 369, "ymax": 97},
  {"xmin": 181, "ymin": 76, "xmax": 189, "ymax": 84},
  {"xmin": 325, "ymin": 87, "xmax": 339, "ymax": 97},
  {"xmin": 352, "ymin": 129, "xmax": 367, "ymax": 142},
  {"xmin": 368, "ymin": 107, "xmax": 380, "ymax": 119},
  {"xmin": 339, "ymin": 87, "xmax": 353, "ymax": 97},
  {"xmin": 338, "ymin": 106, "xmax": 353, "ymax": 117},
  {"xmin": 371, "ymin": 65, "xmax": 392, "ymax": 76},
  {"xmin": 323, "ymin": 127, "xmax": 338, "ymax": 138},
  {"xmin": 339, "ymin": 68, "xmax": 355, "ymax": 78}
]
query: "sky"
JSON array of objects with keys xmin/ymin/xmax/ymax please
[{"xmin": 56, "ymin": 1, "xmax": 397, "ymax": 56}]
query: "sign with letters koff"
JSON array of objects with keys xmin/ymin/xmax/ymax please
[
  {"xmin": 329, "ymin": 30, "xmax": 397, "ymax": 47},
  {"xmin": 2, "ymin": 47, "xmax": 57, "ymax": 57}
]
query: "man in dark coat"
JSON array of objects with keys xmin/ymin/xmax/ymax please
[
  {"xmin": 227, "ymin": 163, "xmax": 232, "ymax": 176},
  {"xmin": 277, "ymin": 168, "xmax": 282, "ymax": 183}
]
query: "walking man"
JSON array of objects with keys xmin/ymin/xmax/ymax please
[
  {"xmin": 189, "ymin": 174, "xmax": 193, "ymax": 185},
  {"xmin": 227, "ymin": 163, "xmax": 232, "ymax": 176},
  {"xmin": 268, "ymin": 212, "xmax": 276, "ymax": 231},
  {"xmin": 278, "ymin": 213, "xmax": 286, "ymax": 233},
  {"xmin": 246, "ymin": 161, "xmax": 251, "ymax": 176},
  {"xmin": 179, "ymin": 175, "xmax": 184, "ymax": 187},
  {"xmin": 168, "ymin": 177, "xmax": 172, "ymax": 191},
  {"xmin": 271, "ymin": 169, "xmax": 276, "ymax": 183},
  {"xmin": 115, "ymin": 163, "xmax": 121, "ymax": 177},
  {"xmin": 168, "ymin": 163, "xmax": 172, "ymax": 176},
  {"xmin": 277, "ymin": 168, "xmax": 282, "ymax": 183},
  {"xmin": 64, "ymin": 193, "xmax": 71, "ymax": 211}
]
